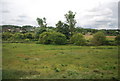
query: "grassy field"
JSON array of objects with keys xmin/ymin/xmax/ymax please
[{"xmin": 2, "ymin": 43, "xmax": 118, "ymax": 79}]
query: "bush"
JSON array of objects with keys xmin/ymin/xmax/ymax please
[
  {"xmin": 24, "ymin": 39, "xmax": 30, "ymax": 42},
  {"xmin": 34, "ymin": 27, "xmax": 47, "ymax": 40},
  {"xmin": 91, "ymin": 32, "xmax": 106, "ymax": 46},
  {"xmin": 115, "ymin": 35, "xmax": 120, "ymax": 45},
  {"xmin": 24, "ymin": 33, "xmax": 34, "ymax": 39},
  {"xmin": 70, "ymin": 33, "xmax": 86, "ymax": 46},
  {"xmin": 12, "ymin": 33, "xmax": 25, "ymax": 39},
  {"xmin": 39, "ymin": 31, "xmax": 67, "ymax": 45},
  {"xmin": 2, "ymin": 32, "xmax": 13, "ymax": 40}
]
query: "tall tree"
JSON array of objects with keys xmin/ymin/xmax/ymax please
[
  {"xmin": 56, "ymin": 21, "xmax": 64, "ymax": 32},
  {"xmin": 36, "ymin": 17, "xmax": 47, "ymax": 28},
  {"xmin": 56, "ymin": 21, "xmax": 70, "ymax": 39},
  {"xmin": 43, "ymin": 17, "xmax": 47, "ymax": 27},
  {"xmin": 65, "ymin": 10, "xmax": 76, "ymax": 36}
]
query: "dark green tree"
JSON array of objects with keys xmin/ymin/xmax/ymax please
[
  {"xmin": 56, "ymin": 21, "xmax": 70, "ymax": 39},
  {"xmin": 36, "ymin": 17, "xmax": 47, "ymax": 28},
  {"xmin": 65, "ymin": 10, "xmax": 76, "ymax": 37},
  {"xmin": 56, "ymin": 21, "xmax": 64, "ymax": 32}
]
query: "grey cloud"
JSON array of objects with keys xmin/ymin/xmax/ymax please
[
  {"xmin": 83, "ymin": 2, "xmax": 118, "ymax": 29},
  {"xmin": 95, "ymin": 21, "xmax": 111, "ymax": 23},
  {"xmin": 18, "ymin": 15, "xmax": 28, "ymax": 18},
  {"xmin": 15, "ymin": 19, "xmax": 24, "ymax": 22},
  {"xmin": 2, "ymin": 10, "xmax": 10, "ymax": 13},
  {"xmin": 0, "ymin": 0, "xmax": 118, "ymax": 29}
]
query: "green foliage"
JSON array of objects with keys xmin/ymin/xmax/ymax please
[
  {"xmin": 91, "ymin": 32, "xmax": 106, "ymax": 46},
  {"xmin": 22, "ymin": 25, "xmax": 33, "ymax": 28},
  {"xmin": 2, "ymin": 32, "xmax": 13, "ymax": 40},
  {"xmin": 24, "ymin": 33, "xmax": 33, "ymax": 39},
  {"xmin": 104, "ymin": 29, "xmax": 120, "ymax": 36},
  {"xmin": 36, "ymin": 17, "xmax": 47, "ymax": 27},
  {"xmin": 2, "ymin": 25, "xmax": 21, "ymax": 28},
  {"xmin": 34, "ymin": 27, "xmax": 55, "ymax": 40},
  {"xmin": 75, "ymin": 27, "xmax": 98, "ymax": 35},
  {"xmin": 39, "ymin": 31, "xmax": 67, "ymax": 45},
  {"xmin": 65, "ymin": 11, "xmax": 76, "ymax": 36},
  {"xmin": 54, "ymin": 68, "xmax": 61, "ymax": 72},
  {"xmin": 24, "ymin": 39, "xmax": 30, "ymax": 42},
  {"xmin": 34, "ymin": 27, "xmax": 47, "ymax": 40},
  {"xmin": 13, "ymin": 33, "xmax": 25, "ymax": 39},
  {"xmin": 17, "ymin": 33, "xmax": 34, "ymax": 42},
  {"xmin": 115, "ymin": 35, "xmax": 120, "ymax": 45},
  {"xmin": 70, "ymin": 33, "xmax": 86, "ymax": 46},
  {"xmin": 2, "ymin": 32, "xmax": 35, "ymax": 42},
  {"xmin": 56, "ymin": 21, "xmax": 70, "ymax": 39},
  {"xmin": 56, "ymin": 21, "xmax": 64, "ymax": 32}
]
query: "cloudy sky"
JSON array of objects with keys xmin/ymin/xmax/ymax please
[{"xmin": 0, "ymin": 0, "xmax": 119, "ymax": 29}]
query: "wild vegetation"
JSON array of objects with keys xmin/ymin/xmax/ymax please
[
  {"xmin": 2, "ymin": 43, "xmax": 118, "ymax": 79},
  {"xmin": 1, "ymin": 10, "xmax": 119, "ymax": 79},
  {"xmin": 2, "ymin": 11, "xmax": 120, "ymax": 45}
]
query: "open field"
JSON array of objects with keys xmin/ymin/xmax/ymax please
[
  {"xmin": 2, "ymin": 43, "xmax": 118, "ymax": 79},
  {"xmin": 84, "ymin": 35, "xmax": 116, "ymax": 40}
]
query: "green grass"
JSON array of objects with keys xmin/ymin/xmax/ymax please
[{"xmin": 2, "ymin": 43, "xmax": 118, "ymax": 79}]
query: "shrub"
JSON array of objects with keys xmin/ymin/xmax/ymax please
[
  {"xmin": 34, "ymin": 27, "xmax": 47, "ymax": 40},
  {"xmin": 35, "ymin": 27, "xmax": 55, "ymax": 40},
  {"xmin": 24, "ymin": 39, "xmax": 30, "ymax": 42},
  {"xmin": 2, "ymin": 32, "xmax": 13, "ymax": 40},
  {"xmin": 115, "ymin": 35, "xmax": 120, "ymax": 45},
  {"xmin": 70, "ymin": 33, "xmax": 86, "ymax": 46},
  {"xmin": 24, "ymin": 33, "xmax": 34, "ymax": 39},
  {"xmin": 13, "ymin": 33, "xmax": 25, "ymax": 39},
  {"xmin": 39, "ymin": 31, "xmax": 67, "ymax": 45},
  {"xmin": 91, "ymin": 32, "xmax": 106, "ymax": 46}
]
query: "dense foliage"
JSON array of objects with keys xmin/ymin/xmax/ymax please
[
  {"xmin": 2, "ymin": 32, "xmax": 13, "ymax": 40},
  {"xmin": 56, "ymin": 21, "xmax": 70, "ymax": 39},
  {"xmin": 2, "ymin": 32, "xmax": 35, "ymax": 42},
  {"xmin": 91, "ymin": 32, "xmax": 106, "ymax": 46},
  {"xmin": 115, "ymin": 35, "xmax": 120, "ymax": 45},
  {"xmin": 70, "ymin": 33, "xmax": 86, "ymax": 46},
  {"xmin": 39, "ymin": 31, "xmax": 67, "ymax": 45},
  {"xmin": 65, "ymin": 11, "xmax": 76, "ymax": 37},
  {"xmin": 1, "ymin": 11, "xmax": 119, "ymax": 45}
]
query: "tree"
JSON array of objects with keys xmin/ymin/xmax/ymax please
[
  {"xmin": 34, "ymin": 26, "xmax": 55, "ymax": 40},
  {"xmin": 91, "ymin": 32, "xmax": 106, "ymax": 46},
  {"xmin": 43, "ymin": 17, "xmax": 47, "ymax": 27},
  {"xmin": 56, "ymin": 21, "xmax": 64, "ymax": 32},
  {"xmin": 70, "ymin": 33, "xmax": 86, "ymax": 46},
  {"xmin": 34, "ymin": 27, "xmax": 47, "ymax": 40},
  {"xmin": 36, "ymin": 17, "xmax": 47, "ymax": 27},
  {"xmin": 65, "ymin": 10, "xmax": 76, "ymax": 37},
  {"xmin": 56, "ymin": 21, "xmax": 70, "ymax": 39}
]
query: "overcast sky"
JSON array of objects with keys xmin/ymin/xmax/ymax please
[{"xmin": 0, "ymin": 0, "xmax": 119, "ymax": 29}]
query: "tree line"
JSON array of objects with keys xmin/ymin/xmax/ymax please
[{"xmin": 1, "ymin": 11, "xmax": 120, "ymax": 45}]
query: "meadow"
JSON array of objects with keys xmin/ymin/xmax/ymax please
[{"xmin": 2, "ymin": 43, "xmax": 118, "ymax": 79}]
